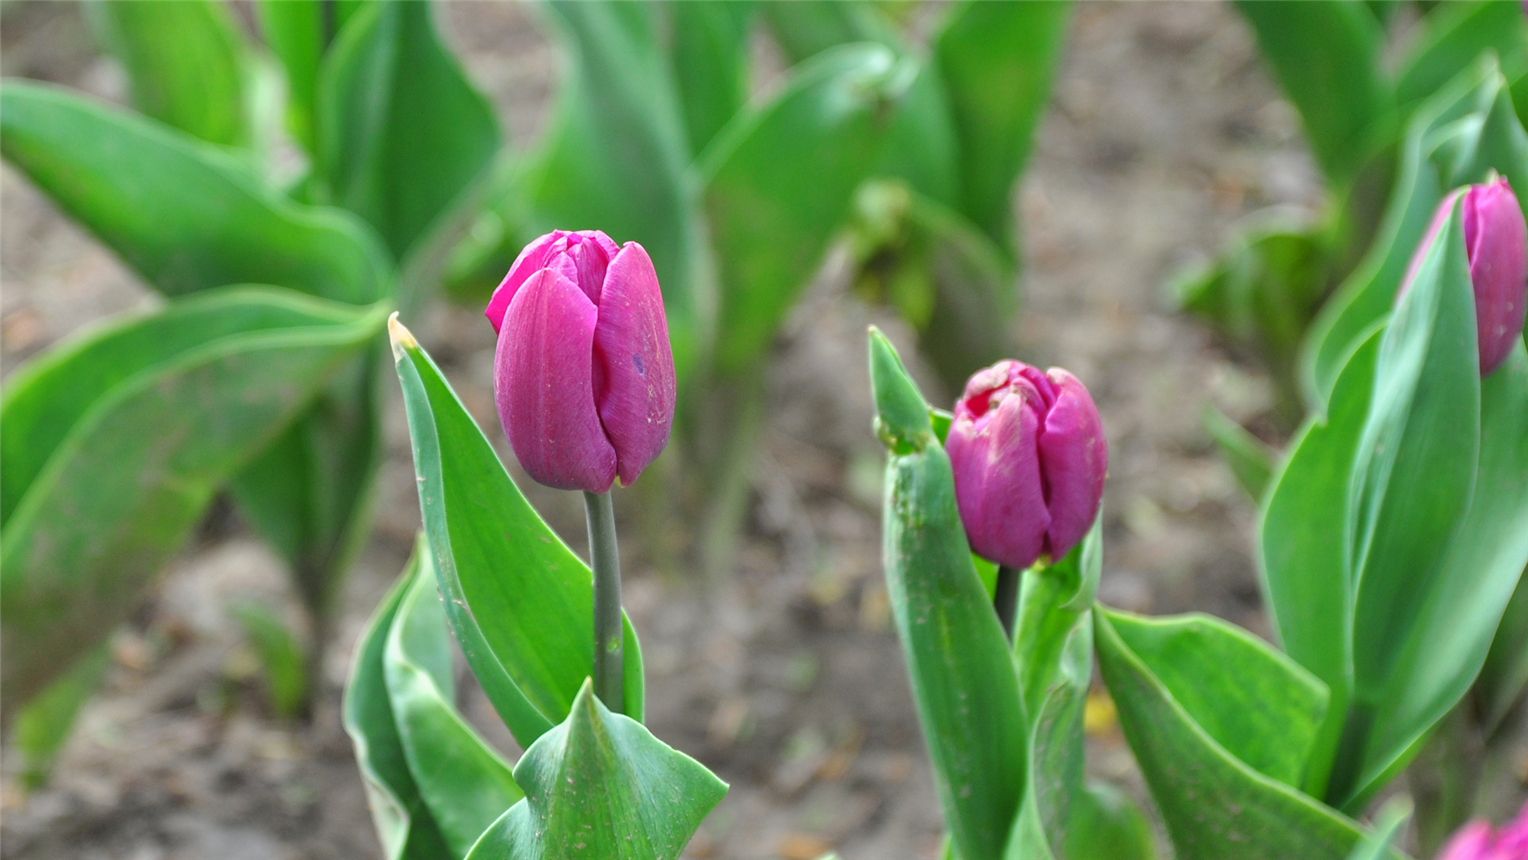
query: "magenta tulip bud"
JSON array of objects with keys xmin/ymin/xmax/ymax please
[
  {"xmin": 485, "ymin": 230, "xmax": 676, "ymax": 493},
  {"xmin": 946, "ymin": 360, "xmax": 1107, "ymax": 570},
  {"xmin": 1437, "ymin": 802, "xmax": 1528, "ymax": 860},
  {"xmin": 1402, "ymin": 178, "xmax": 1527, "ymax": 376}
]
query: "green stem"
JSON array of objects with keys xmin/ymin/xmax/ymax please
[
  {"xmin": 994, "ymin": 565, "xmax": 1021, "ymax": 642},
  {"xmin": 583, "ymin": 490, "xmax": 624, "ymax": 714}
]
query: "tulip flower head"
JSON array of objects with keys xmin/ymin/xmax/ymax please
[
  {"xmin": 1402, "ymin": 177, "xmax": 1527, "ymax": 376},
  {"xmin": 947, "ymin": 360, "xmax": 1107, "ymax": 570},
  {"xmin": 1437, "ymin": 801, "xmax": 1528, "ymax": 860},
  {"xmin": 485, "ymin": 230, "xmax": 676, "ymax": 493}
]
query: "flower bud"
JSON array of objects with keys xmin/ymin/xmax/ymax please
[
  {"xmin": 1403, "ymin": 178, "xmax": 1526, "ymax": 376},
  {"xmin": 1437, "ymin": 801, "xmax": 1528, "ymax": 860},
  {"xmin": 485, "ymin": 230, "xmax": 676, "ymax": 493},
  {"xmin": 947, "ymin": 360, "xmax": 1107, "ymax": 570}
]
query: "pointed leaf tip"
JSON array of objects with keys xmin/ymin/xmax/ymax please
[
  {"xmin": 868, "ymin": 327, "xmax": 933, "ymax": 454},
  {"xmin": 388, "ymin": 313, "xmax": 417, "ymax": 361}
]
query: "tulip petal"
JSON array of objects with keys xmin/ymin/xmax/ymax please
[
  {"xmin": 948, "ymin": 392, "xmax": 1048, "ymax": 570},
  {"xmin": 1464, "ymin": 179, "xmax": 1527, "ymax": 375},
  {"xmin": 1437, "ymin": 821, "xmax": 1493, "ymax": 860},
  {"xmin": 495, "ymin": 268, "xmax": 617, "ymax": 492},
  {"xmin": 1038, "ymin": 369, "xmax": 1107, "ymax": 559},
  {"xmin": 486, "ymin": 230, "xmax": 571, "ymax": 335},
  {"xmin": 593, "ymin": 243, "xmax": 676, "ymax": 486}
]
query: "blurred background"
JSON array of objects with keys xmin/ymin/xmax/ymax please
[{"xmin": 1, "ymin": 2, "xmax": 1503, "ymax": 858}]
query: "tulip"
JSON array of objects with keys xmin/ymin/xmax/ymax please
[
  {"xmin": 947, "ymin": 359, "xmax": 1107, "ymax": 570},
  {"xmin": 485, "ymin": 230, "xmax": 675, "ymax": 493},
  {"xmin": 1437, "ymin": 801, "xmax": 1528, "ymax": 860},
  {"xmin": 1403, "ymin": 178, "xmax": 1527, "ymax": 376}
]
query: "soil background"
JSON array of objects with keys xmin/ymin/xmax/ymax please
[{"xmin": 0, "ymin": 2, "xmax": 1450, "ymax": 858}]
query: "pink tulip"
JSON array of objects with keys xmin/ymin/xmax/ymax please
[
  {"xmin": 947, "ymin": 360, "xmax": 1107, "ymax": 570},
  {"xmin": 485, "ymin": 230, "xmax": 675, "ymax": 493},
  {"xmin": 1437, "ymin": 801, "xmax": 1528, "ymax": 860},
  {"xmin": 1402, "ymin": 178, "xmax": 1527, "ymax": 376}
]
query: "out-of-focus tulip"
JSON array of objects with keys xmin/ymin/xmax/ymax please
[
  {"xmin": 1437, "ymin": 801, "xmax": 1528, "ymax": 860},
  {"xmin": 485, "ymin": 229, "xmax": 675, "ymax": 493},
  {"xmin": 1402, "ymin": 178, "xmax": 1527, "ymax": 376},
  {"xmin": 947, "ymin": 359, "xmax": 1107, "ymax": 570}
]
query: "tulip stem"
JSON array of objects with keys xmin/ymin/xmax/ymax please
[
  {"xmin": 994, "ymin": 565, "xmax": 1021, "ymax": 642},
  {"xmin": 583, "ymin": 490, "xmax": 624, "ymax": 714}
]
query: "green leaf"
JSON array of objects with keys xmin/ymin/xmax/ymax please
[
  {"xmin": 315, "ymin": 0, "xmax": 500, "ymax": 264},
  {"xmin": 229, "ymin": 600, "xmax": 310, "ymax": 719},
  {"xmin": 520, "ymin": 0, "xmax": 699, "ymax": 378},
  {"xmin": 8, "ymin": 645, "xmax": 111, "ymax": 789},
  {"xmin": 1480, "ymin": 567, "xmax": 1528, "ymax": 731},
  {"xmin": 665, "ymin": 1, "xmax": 755, "ymax": 158},
  {"xmin": 0, "ymin": 288, "xmax": 387, "ymax": 713},
  {"xmin": 344, "ymin": 558, "xmax": 454, "ymax": 860},
  {"xmin": 86, "ymin": 0, "xmax": 253, "ymax": 148},
  {"xmin": 1258, "ymin": 328, "xmax": 1381, "ymax": 789},
  {"xmin": 1233, "ymin": 0, "xmax": 1394, "ymax": 188},
  {"xmin": 388, "ymin": 316, "xmax": 644, "ymax": 749},
  {"xmin": 703, "ymin": 43, "xmax": 912, "ymax": 373},
  {"xmin": 385, "ymin": 541, "xmax": 523, "ymax": 859},
  {"xmin": 228, "ymin": 349, "xmax": 384, "ymax": 621},
  {"xmin": 871, "ymin": 330, "xmax": 1026, "ymax": 860},
  {"xmin": 1094, "ymin": 609, "xmax": 1396, "ymax": 860},
  {"xmin": 1345, "ymin": 799, "xmax": 1411, "ymax": 860},
  {"xmin": 1339, "ymin": 203, "xmax": 1481, "ymax": 803},
  {"xmin": 463, "ymin": 679, "xmax": 726, "ymax": 860},
  {"xmin": 0, "ymin": 81, "xmax": 389, "ymax": 304},
  {"xmin": 1062, "ymin": 782, "xmax": 1157, "ymax": 860},
  {"xmin": 1394, "ymin": 1, "xmax": 1528, "ymax": 109},
  {"xmin": 255, "ymin": 0, "xmax": 331, "ymax": 153},
  {"xmin": 1203, "ymin": 407, "xmax": 1275, "ymax": 502},
  {"xmin": 761, "ymin": 1, "xmax": 898, "ymax": 65},
  {"xmin": 1355, "ymin": 345, "xmax": 1528, "ymax": 803},
  {"xmin": 933, "ymin": 0, "xmax": 1070, "ymax": 250}
]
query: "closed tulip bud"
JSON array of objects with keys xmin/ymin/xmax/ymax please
[
  {"xmin": 1403, "ymin": 178, "xmax": 1527, "ymax": 376},
  {"xmin": 1437, "ymin": 801, "xmax": 1528, "ymax": 860},
  {"xmin": 485, "ymin": 230, "xmax": 676, "ymax": 493},
  {"xmin": 947, "ymin": 360, "xmax": 1107, "ymax": 570}
]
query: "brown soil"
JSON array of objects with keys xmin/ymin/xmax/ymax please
[{"xmin": 1, "ymin": 3, "xmax": 1329, "ymax": 858}]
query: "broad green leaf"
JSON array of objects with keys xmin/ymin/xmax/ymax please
[
  {"xmin": 230, "ymin": 346, "xmax": 384, "ymax": 621},
  {"xmin": 315, "ymin": 0, "xmax": 500, "ymax": 263},
  {"xmin": 1062, "ymin": 782, "xmax": 1157, "ymax": 860},
  {"xmin": 1480, "ymin": 568, "xmax": 1528, "ymax": 731},
  {"xmin": 464, "ymin": 679, "xmax": 725, "ymax": 860},
  {"xmin": 1345, "ymin": 799, "xmax": 1411, "ymax": 860},
  {"xmin": 0, "ymin": 288, "xmax": 387, "ymax": 712},
  {"xmin": 1343, "ymin": 205, "xmax": 1481, "ymax": 792},
  {"xmin": 8, "ymin": 645, "xmax": 110, "ymax": 789},
  {"xmin": 1095, "ymin": 610, "xmax": 1396, "ymax": 860},
  {"xmin": 1259, "ymin": 328, "xmax": 1381, "ymax": 792},
  {"xmin": 1233, "ymin": 0, "xmax": 1394, "ymax": 188},
  {"xmin": 704, "ymin": 44, "xmax": 912, "ymax": 373},
  {"xmin": 0, "ymin": 81, "xmax": 388, "ymax": 304},
  {"xmin": 255, "ymin": 0, "xmax": 334, "ymax": 153},
  {"xmin": 344, "ymin": 560, "xmax": 454, "ymax": 860},
  {"xmin": 933, "ymin": 0, "xmax": 1070, "ymax": 250},
  {"xmin": 1394, "ymin": 1, "xmax": 1528, "ymax": 109},
  {"xmin": 870, "ymin": 329, "xmax": 1026, "ymax": 860},
  {"xmin": 230, "ymin": 600, "xmax": 309, "ymax": 719},
  {"xmin": 1005, "ymin": 518, "xmax": 1101, "ymax": 859},
  {"xmin": 877, "ymin": 64, "xmax": 961, "ymax": 212},
  {"xmin": 388, "ymin": 316, "xmax": 644, "ymax": 749},
  {"xmin": 386, "ymin": 542, "xmax": 522, "ymax": 859},
  {"xmin": 1203, "ymin": 407, "xmax": 1275, "ymax": 501},
  {"xmin": 521, "ymin": 0, "xmax": 699, "ymax": 377},
  {"xmin": 86, "ymin": 0, "xmax": 251, "ymax": 148},
  {"xmin": 761, "ymin": 1, "xmax": 898, "ymax": 65},
  {"xmin": 1304, "ymin": 58, "xmax": 1528, "ymax": 406},
  {"xmin": 1354, "ymin": 345, "xmax": 1528, "ymax": 803},
  {"xmin": 665, "ymin": 1, "xmax": 755, "ymax": 158}
]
